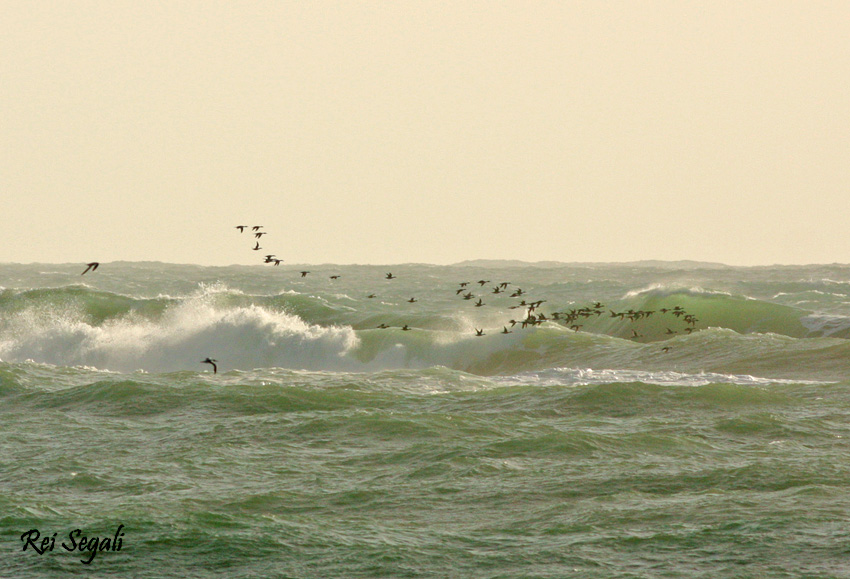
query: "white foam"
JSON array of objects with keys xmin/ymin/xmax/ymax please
[
  {"xmin": 493, "ymin": 367, "xmax": 831, "ymax": 387},
  {"xmin": 622, "ymin": 284, "xmax": 732, "ymax": 299},
  {"xmin": 800, "ymin": 313, "xmax": 850, "ymax": 337},
  {"xmin": 0, "ymin": 289, "xmax": 361, "ymax": 374}
]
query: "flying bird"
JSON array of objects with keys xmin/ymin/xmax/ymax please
[
  {"xmin": 201, "ymin": 358, "xmax": 218, "ymax": 374},
  {"xmin": 235, "ymin": 225, "xmax": 248, "ymax": 232},
  {"xmin": 300, "ymin": 271, "xmax": 310, "ymax": 277},
  {"xmin": 81, "ymin": 262, "xmax": 99, "ymax": 275}
]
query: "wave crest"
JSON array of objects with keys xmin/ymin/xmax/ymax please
[{"xmin": 0, "ymin": 286, "xmax": 359, "ymax": 373}]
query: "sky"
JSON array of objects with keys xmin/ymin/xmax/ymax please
[{"xmin": 2, "ymin": 1, "xmax": 849, "ymax": 267}]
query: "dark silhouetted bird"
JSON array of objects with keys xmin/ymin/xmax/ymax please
[{"xmin": 201, "ymin": 358, "xmax": 218, "ymax": 374}]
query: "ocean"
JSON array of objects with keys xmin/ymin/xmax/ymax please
[{"xmin": 2, "ymin": 260, "xmax": 850, "ymax": 577}]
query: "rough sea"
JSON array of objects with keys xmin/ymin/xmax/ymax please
[{"xmin": 3, "ymin": 260, "xmax": 850, "ymax": 578}]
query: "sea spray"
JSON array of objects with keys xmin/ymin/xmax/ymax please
[{"xmin": 0, "ymin": 285, "xmax": 360, "ymax": 373}]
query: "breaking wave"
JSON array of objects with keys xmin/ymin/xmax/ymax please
[{"xmin": 2, "ymin": 282, "xmax": 850, "ymax": 378}]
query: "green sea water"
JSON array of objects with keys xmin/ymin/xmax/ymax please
[{"xmin": 2, "ymin": 261, "xmax": 850, "ymax": 577}]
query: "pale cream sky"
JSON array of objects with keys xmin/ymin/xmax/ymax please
[{"xmin": 2, "ymin": 1, "xmax": 849, "ymax": 266}]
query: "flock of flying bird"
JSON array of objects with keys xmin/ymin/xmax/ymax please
[
  {"xmin": 445, "ymin": 280, "xmax": 700, "ymax": 346},
  {"xmin": 78, "ymin": 227, "xmax": 700, "ymax": 374},
  {"xmin": 233, "ymin": 224, "xmax": 701, "ymax": 345}
]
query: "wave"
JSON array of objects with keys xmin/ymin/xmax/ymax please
[
  {"xmin": 589, "ymin": 285, "xmax": 849, "ymax": 340},
  {"xmin": 0, "ymin": 285, "xmax": 359, "ymax": 373},
  {"xmin": 3, "ymin": 284, "xmax": 850, "ymax": 378},
  {"xmin": 1, "ymin": 361, "xmax": 834, "ymax": 430}
]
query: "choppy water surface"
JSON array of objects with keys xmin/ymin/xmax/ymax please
[{"xmin": 2, "ymin": 261, "xmax": 850, "ymax": 577}]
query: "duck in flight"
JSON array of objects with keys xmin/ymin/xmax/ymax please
[
  {"xmin": 235, "ymin": 225, "xmax": 248, "ymax": 232},
  {"xmin": 300, "ymin": 271, "xmax": 310, "ymax": 277},
  {"xmin": 201, "ymin": 358, "xmax": 218, "ymax": 374},
  {"xmin": 81, "ymin": 262, "xmax": 99, "ymax": 275},
  {"xmin": 386, "ymin": 273, "xmax": 396, "ymax": 279}
]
